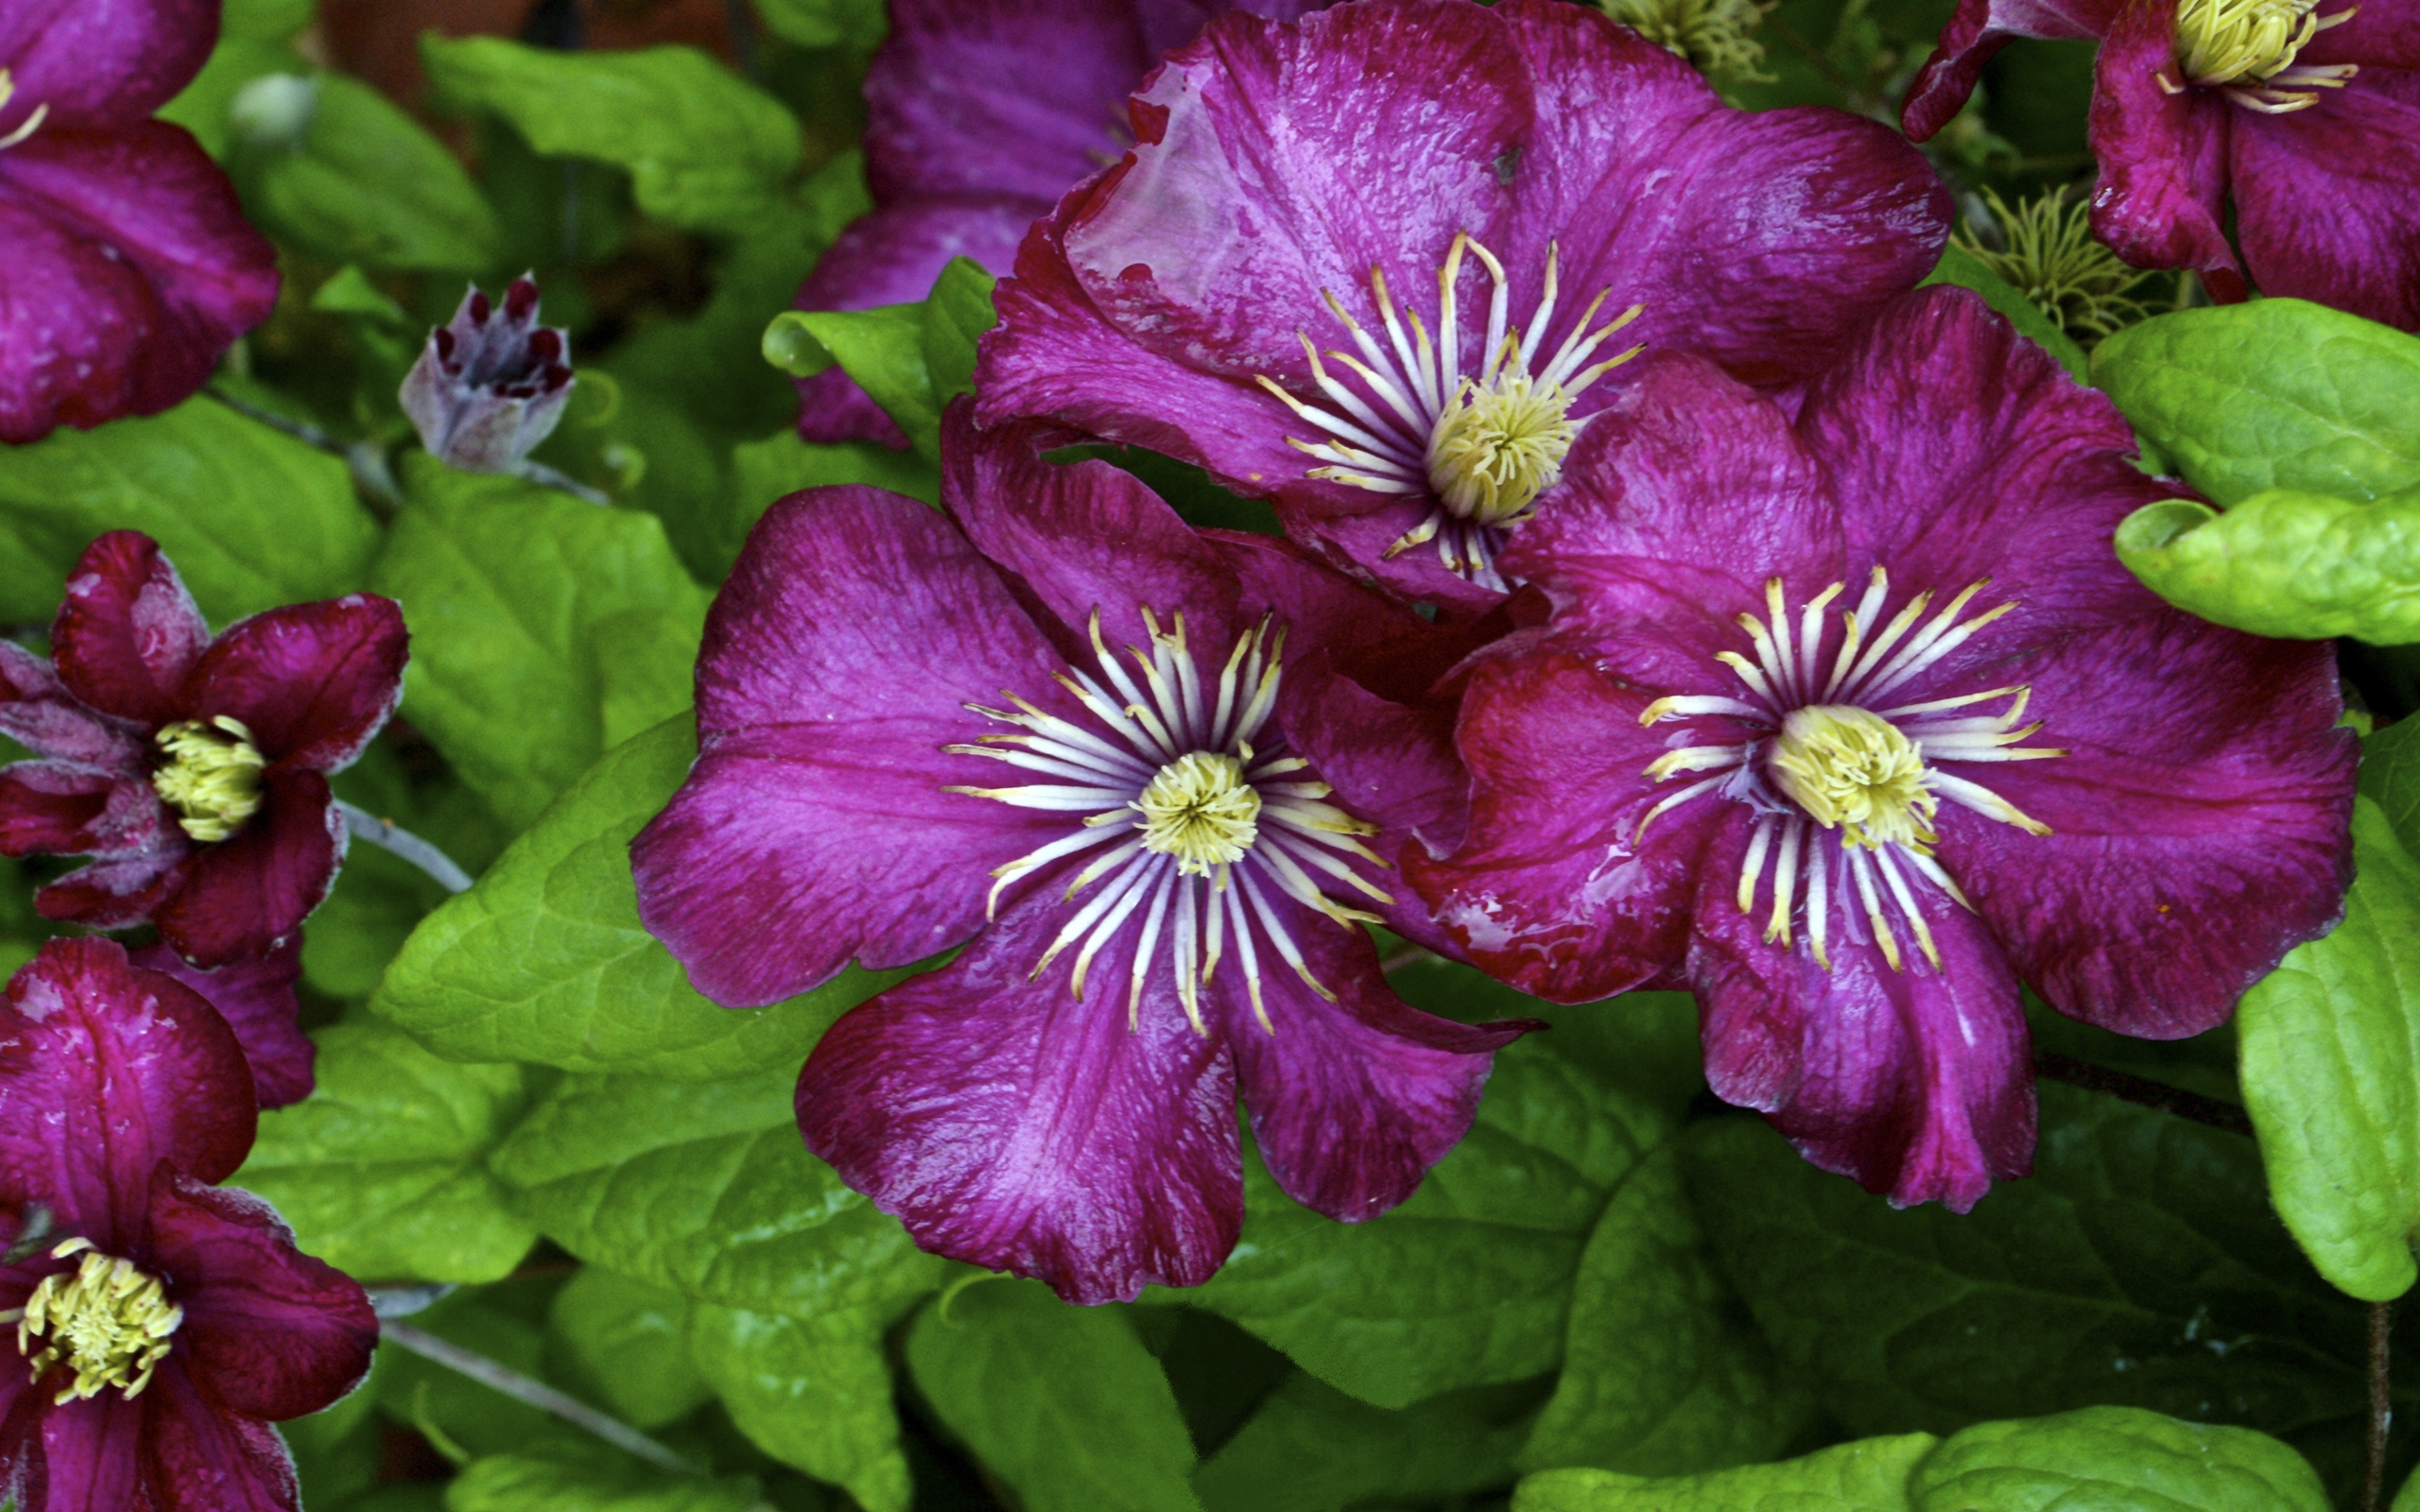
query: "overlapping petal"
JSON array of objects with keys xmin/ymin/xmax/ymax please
[
  {"xmin": 184, "ymin": 596, "xmax": 409, "ymax": 772},
  {"xmin": 51, "ymin": 532, "xmax": 210, "ymax": 728},
  {"xmin": 130, "ymin": 942, "xmax": 312, "ymax": 1109},
  {"xmin": 152, "ymin": 770, "xmax": 345, "ymax": 967},
  {"xmin": 0, "ymin": 0, "xmax": 219, "ymax": 127}
]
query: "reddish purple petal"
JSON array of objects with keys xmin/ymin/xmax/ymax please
[
  {"xmin": 51, "ymin": 532, "xmax": 209, "ymax": 726},
  {"xmin": 0, "ymin": 0, "xmax": 220, "ymax": 128},
  {"xmin": 2230, "ymin": 73, "xmax": 2420, "ymax": 331},
  {"xmin": 153, "ymin": 770, "xmax": 343, "ymax": 968},
  {"xmin": 0, "ymin": 764, "xmax": 114, "ymax": 854},
  {"xmin": 182, "ymin": 595, "xmax": 407, "ymax": 772},
  {"xmin": 0, "ymin": 644, "xmax": 147, "ymax": 772},
  {"xmin": 1688, "ymin": 839, "xmax": 2035, "ymax": 1212},
  {"xmin": 140, "ymin": 1365, "xmax": 302, "ymax": 1512},
  {"xmin": 797, "ymin": 887, "xmax": 1242, "ymax": 1305},
  {"xmin": 1217, "ymin": 915, "xmax": 1526, "ymax": 1223},
  {"xmin": 1903, "ymin": 0, "xmax": 2120, "ymax": 139},
  {"xmin": 35, "ymin": 848, "xmax": 186, "ymax": 931},
  {"xmin": 0, "ymin": 938, "xmax": 256, "ymax": 1240},
  {"xmin": 130, "ymin": 941, "xmax": 313, "ymax": 1109},
  {"xmin": 0, "ymin": 126, "xmax": 279, "ymax": 444},
  {"xmin": 2085, "ymin": 2, "xmax": 2240, "ymax": 292},
  {"xmin": 25, "ymin": 1392, "xmax": 145, "ymax": 1512},
  {"xmin": 632, "ymin": 487, "xmax": 1075, "ymax": 1007},
  {"xmin": 145, "ymin": 1170, "xmax": 376, "ymax": 1421}
]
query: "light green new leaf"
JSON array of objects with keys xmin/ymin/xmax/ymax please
[
  {"xmin": 908, "ymin": 1280, "xmax": 1202, "ymax": 1512},
  {"xmin": 752, "ymin": 0, "xmax": 887, "ymax": 47},
  {"xmin": 1920, "ymin": 246, "xmax": 2088, "ymax": 382},
  {"xmin": 2238, "ymin": 798, "xmax": 2420, "ymax": 1300},
  {"xmin": 547, "ymin": 1269, "xmax": 713, "ymax": 1431},
  {"xmin": 922, "ymin": 257, "xmax": 999, "ymax": 411},
  {"xmin": 1519, "ymin": 1143, "xmax": 1811, "ymax": 1475},
  {"xmin": 423, "ymin": 38, "xmax": 801, "ymax": 234},
  {"xmin": 371, "ymin": 457, "xmax": 708, "ymax": 830},
  {"xmin": 727, "ymin": 430, "xmax": 938, "ymax": 562},
  {"xmin": 239, "ymin": 73, "xmax": 502, "ymax": 272},
  {"xmin": 233, "ymin": 1021, "xmax": 536, "ymax": 1284},
  {"xmin": 689, "ymin": 1302, "xmax": 912, "ymax": 1512},
  {"xmin": 2114, "ymin": 489, "xmax": 2420, "ymax": 644},
  {"xmin": 445, "ymin": 1452, "xmax": 762, "ymax": 1512},
  {"xmin": 763, "ymin": 304, "xmax": 936, "ymax": 454},
  {"xmin": 488, "ymin": 1065, "xmax": 942, "ymax": 1318},
  {"xmin": 1513, "ymin": 1433, "xmax": 1938, "ymax": 1512},
  {"xmin": 1910, "ymin": 1407, "xmax": 2331, "ymax": 1512},
  {"xmin": 1197, "ymin": 1372, "xmax": 1542, "ymax": 1512},
  {"xmin": 2093, "ymin": 301, "xmax": 2420, "ymax": 507},
  {"xmin": 375, "ymin": 717, "xmax": 908, "ymax": 1079},
  {"xmin": 1171, "ymin": 1040, "xmax": 1669, "ymax": 1409},
  {"xmin": 0, "ymin": 398, "xmax": 379, "ymax": 625},
  {"xmin": 2367, "ymin": 716, "xmax": 2420, "ymax": 852}
]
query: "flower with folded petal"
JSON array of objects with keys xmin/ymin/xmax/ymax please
[
  {"xmin": 792, "ymin": 0, "xmax": 1326, "ymax": 447},
  {"xmin": 400, "ymin": 277, "xmax": 576, "ymax": 473},
  {"xmin": 975, "ymin": 0, "xmax": 1949, "ymax": 611},
  {"xmin": 0, "ymin": 937, "xmax": 377, "ymax": 1511},
  {"xmin": 0, "ymin": 0, "xmax": 280, "ymax": 443},
  {"xmin": 633, "ymin": 406, "xmax": 1528, "ymax": 1304},
  {"xmin": 1400, "ymin": 288, "xmax": 2356, "ymax": 1210},
  {"xmin": 1902, "ymin": 0, "xmax": 2420, "ymax": 329},
  {"xmin": 0, "ymin": 533, "xmax": 407, "ymax": 967}
]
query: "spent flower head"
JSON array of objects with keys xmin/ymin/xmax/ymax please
[{"xmin": 1952, "ymin": 187, "xmax": 2159, "ymax": 343}]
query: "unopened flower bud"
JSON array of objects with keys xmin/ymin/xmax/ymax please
[{"xmin": 400, "ymin": 277, "xmax": 576, "ymax": 473}]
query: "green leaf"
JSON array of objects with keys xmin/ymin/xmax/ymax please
[
  {"xmin": 752, "ymin": 0, "xmax": 887, "ymax": 49},
  {"xmin": 423, "ymin": 38, "xmax": 802, "ymax": 234},
  {"xmin": 236, "ymin": 73, "xmax": 502, "ymax": 272},
  {"xmin": 1197, "ymin": 1372, "xmax": 1543, "ymax": 1512},
  {"xmin": 233, "ymin": 1021, "xmax": 537, "ymax": 1284},
  {"xmin": 1910, "ymin": 1407, "xmax": 2330, "ymax": 1512},
  {"xmin": 376, "ymin": 716, "xmax": 910, "ymax": 1078},
  {"xmin": 907, "ymin": 1279, "xmax": 1203, "ymax": 1512},
  {"xmin": 158, "ymin": 36, "xmax": 300, "ymax": 160},
  {"xmin": 1170, "ymin": 1040, "xmax": 1669, "ymax": 1409},
  {"xmin": 1519, "ymin": 1143, "xmax": 1812, "ymax": 1475},
  {"xmin": 1512, "ymin": 1433, "xmax": 1938, "ymax": 1512},
  {"xmin": 688, "ymin": 1302, "xmax": 912, "ymax": 1512},
  {"xmin": 547, "ymin": 1269, "xmax": 714, "ymax": 1431},
  {"xmin": 375, "ymin": 1283, "xmax": 565, "ymax": 1458},
  {"xmin": 0, "ymin": 397, "xmax": 380, "ymax": 625},
  {"xmin": 2365, "ymin": 715, "xmax": 2420, "ymax": 854},
  {"xmin": 762, "ymin": 305, "xmax": 937, "ymax": 455},
  {"xmin": 921, "ymin": 256, "xmax": 999, "ymax": 411},
  {"xmin": 724, "ymin": 429, "xmax": 938, "ymax": 572},
  {"xmin": 2238, "ymin": 798, "xmax": 2420, "ymax": 1300},
  {"xmin": 222, "ymin": 0, "xmax": 316, "ymax": 40},
  {"xmin": 1920, "ymin": 246, "xmax": 2089, "ymax": 382},
  {"xmin": 1389, "ymin": 958, "xmax": 1706, "ymax": 1126},
  {"xmin": 370, "ymin": 456, "xmax": 709, "ymax": 831},
  {"xmin": 488, "ymin": 1065, "xmax": 942, "ymax": 1317},
  {"xmin": 2092, "ymin": 301, "xmax": 2420, "ymax": 507},
  {"xmin": 444, "ymin": 1452, "xmax": 763, "ymax": 1512},
  {"xmin": 2113, "ymin": 488, "xmax": 2420, "ymax": 644}
]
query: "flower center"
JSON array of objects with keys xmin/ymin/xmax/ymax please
[
  {"xmin": 152, "ymin": 715, "xmax": 267, "ymax": 843},
  {"xmin": 1769, "ymin": 706, "xmax": 1940, "ymax": 851},
  {"xmin": 10, "ymin": 1240, "xmax": 182, "ymax": 1406},
  {"xmin": 944, "ymin": 610, "xmax": 1391, "ymax": 1032},
  {"xmin": 1258, "ymin": 233, "xmax": 1644, "ymax": 592},
  {"xmin": 0, "ymin": 69, "xmax": 49, "ymax": 152},
  {"xmin": 1951, "ymin": 188, "xmax": 2152, "ymax": 344},
  {"xmin": 1601, "ymin": 0, "xmax": 1775, "ymax": 81},
  {"xmin": 1135, "ymin": 752, "xmax": 1262, "ymax": 874},
  {"xmin": 2165, "ymin": 0, "xmax": 2358, "ymax": 111}
]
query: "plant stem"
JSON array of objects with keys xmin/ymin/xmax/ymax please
[
  {"xmin": 514, "ymin": 458, "xmax": 613, "ymax": 507},
  {"xmin": 337, "ymin": 801, "xmax": 475, "ymax": 894},
  {"xmin": 2031, "ymin": 1052, "xmax": 2254, "ymax": 1138},
  {"xmin": 381, "ymin": 1321, "xmax": 700, "ymax": 1476},
  {"xmin": 2370, "ymin": 1300, "xmax": 2395, "ymax": 1512}
]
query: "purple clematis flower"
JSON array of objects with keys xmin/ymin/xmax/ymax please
[
  {"xmin": 633, "ymin": 405, "xmax": 1528, "ymax": 1303},
  {"xmin": 129, "ymin": 939, "xmax": 311, "ymax": 1110},
  {"xmin": 974, "ymin": 0, "xmax": 1951, "ymax": 612},
  {"xmin": 0, "ymin": 532, "xmax": 407, "ymax": 968},
  {"xmin": 0, "ymin": 936, "xmax": 376, "ymax": 1511},
  {"xmin": 1400, "ymin": 288, "xmax": 2356, "ymax": 1210},
  {"xmin": 0, "ymin": 0, "xmax": 280, "ymax": 444},
  {"xmin": 1902, "ymin": 0, "xmax": 2420, "ymax": 328},
  {"xmin": 399, "ymin": 277, "xmax": 576, "ymax": 474},
  {"xmin": 795, "ymin": 0, "xmax": 1324, "ymax": 447}
]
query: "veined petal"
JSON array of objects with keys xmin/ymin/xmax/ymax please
[
  {"xmin": 182, "ymin": 596, "xmax": 407, "ymax": 774},
  {"xmin": 49, "ymin": 532, "xmax": 209, "ymax": 727},
  {"xmin": 2229, "ymin": 74, "xmax": 2420, "ymax": 332},
  {"xmin": 129, "ymin": 941, "xmax": 312, "ymax": 1109},
  {"xmin": 2085, "ymin": 3, "xmax": 2240, "ymax": 295},
  {"xmin": 152, "ymin": 771, "xmax": 342, "ymax": 968}
]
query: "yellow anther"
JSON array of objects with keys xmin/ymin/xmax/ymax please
[
  {"xmin": 153, "ymin": 715, "xmax": 267, "ymax": 843},
  {"xmin": 1769, "ymin": 705, "xmax": 1939, "ymax": 852},
  {"xmin": 1133, "ymin": 752, "xmax": 1262, "ymax": 876},
  {"xmin": 1426, "ymin": 367, "xmax": 1580, "ymax": 527},
  {"xmin": 2175, "ymin": 0, "xmax": 2324, "ymax": 82},
  {"xmin": 17, "ymin": 1245, "xmax": 182, "ymax": 1406}
]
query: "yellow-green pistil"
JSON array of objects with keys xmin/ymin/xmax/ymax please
[
  {"xmin": 153, "ymin": 715, "xmax": 268, "ymax": 843},
  {"xmin": 9, "ymin": 1240, "xmax": 182, "ymax": 1405},
  {"xmin": 1769, "ymin": 705, "xmax": 1940, "ymax": 853},
  {"xmin": 1134, "ymin": 751, "xmax": 1262, "ymax": 876},
  {"xmin": 2167, "ymin": 0, "xmax": 2358, "ymax": 110}
]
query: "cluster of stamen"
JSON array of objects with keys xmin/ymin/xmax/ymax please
[
  {"xmin": 1637, "ymin": 569, "xmax": 2063, "ymax": 972},
  {"xmin": 945, "ymin": 610, "xmax": 1391, "ymax": 1032},
  {"xmin": 2162, "ymin": 0, "xmax": 2358, "ymax": 112},
  {"xmin": 5, "ymin": 1240, "xmax": 182, "ymax": 1405},
  {"xmin": 1258, "ymin": 233, "xmax": 1645, "ymax": 591},
  {"xmin": 0, "ymin": 70, "xmax": 47, "ymax": 152},
  {"xmin": 153, "ymin": 715, "xmax": 268, "ymax": 843}
]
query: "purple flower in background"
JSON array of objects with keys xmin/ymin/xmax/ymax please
[
  {"xmin": 1903, "ymin": 0, "xmax": 2420, "ymax": 328},
  {"xmin": 0, "ymin": 533, "xmax": 407, "ymax": 967},
  {"xmin": 399, "ymin": 277, "xmax": 576, "ymax": 472},
  {"xmin": 633, "ymin": 406, "xmax": 1527, "ymax": 1303},
  {"xmin": 0, "ymin": 937, "xmax": 376, "ymax": 1512},
  {"xmin": 793, "ymin": 0, "xmax": 1323, "ymax": 447},
  {"xmin": 1403, "ymin": 289, "xmax": 2356, "ymax": 1209},
  {"xmin": 975, "ymin": 0, "xmax": 1950, "ymax": 611},
  {"xmin": 0, "ymin": 0, "xmax": 279, "ymax": 444},
  {"xmin": 129, "ymin": 940, "xmax": 311, "ymax": 1109}
]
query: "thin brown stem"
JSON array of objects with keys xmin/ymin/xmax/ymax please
[
  {"xmin": 2369, "ymin": 1299, "xmax": 2394, "ymax": 1512},
  {"xmin": 2031, "ymin": 1052, "xmax": 2254, "ymax": 1138}
]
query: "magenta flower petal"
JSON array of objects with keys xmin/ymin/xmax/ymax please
[
  {"xmin": 0, "ymin": 765, "xmax": 115, "ymax": 853},
  {"xmin": 28, "ymin": 1395, "xmax": 144, "ymax": 1512},
  {"xmin": 130, "ymin": 942, "xmax": 312, "ymax": 1109},
  {"xmin": 145, "ymin": 1171, "xmax": 377, "ymax": 1420},
  {"xmin": 0, "ymin": 939, "xmax": 256, "ymax": 1237},
  {"xmin": 797, "ymin": 890, "xmax": 1242, "ymax": 1305},
  {"xmin": 35, "ymin": 850, "xmax": 186, "ymax": 932},
  {"xmin": 52, "ymin": 532, "xmax": 211, "ymax": 728},
  {"xmin": 632, "ymin": 486, "xmax": 1078, "ymax": 1007},
  {"xmin": 2084, "ymin": 0, "xmax": 2241, "ymax": 295},
  {"xmin": 152, "ymin": 770, "xmax": 343, "ymax": 966},
  {"xmin": 183, "ymin": 597, "xmax": 410, "ymax": 773},
  {"xmin": 2227, "ymin": 76, "xmax": 2420, "ymax": 331},
  {"xmin": 1901, "ymin": 0, "xmax": 2123, "ymax": 139},
  {"xmin": 0, "ymin": 0, "xmax": 218, "ymax": 127},
  {"xmin": 141, "ymin": 1366, "xmax": 306, "ymax": 1512}
]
